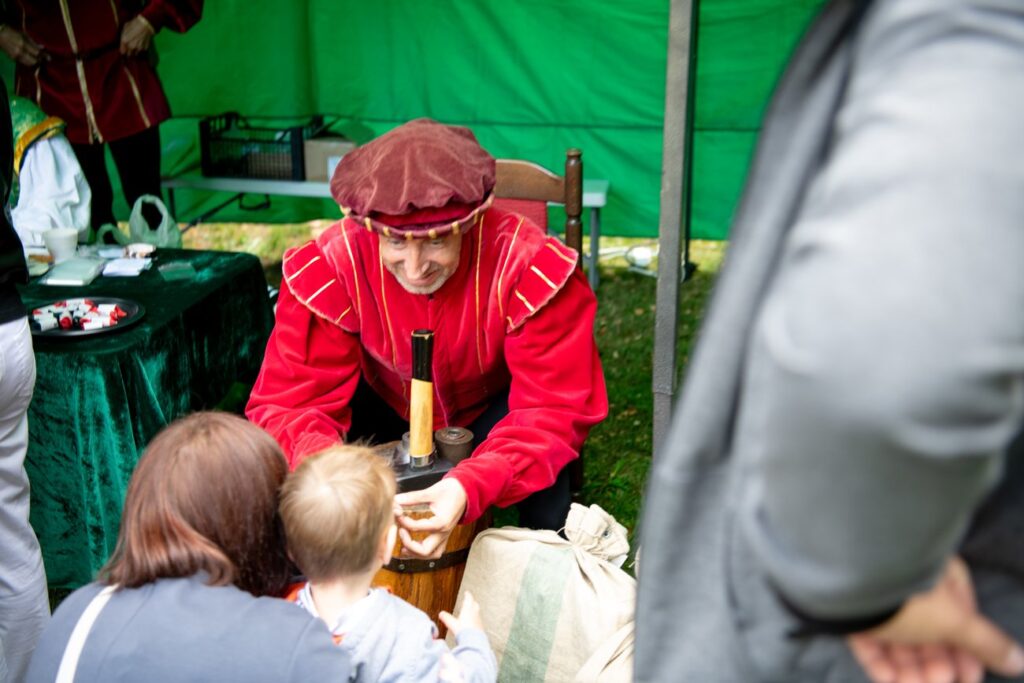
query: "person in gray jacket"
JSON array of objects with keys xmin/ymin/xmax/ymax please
[
  {"xmin": 25, "ymin": 412, "xmax": 351, "ymax": 682},
  {"xmin": 635, "ymin": 0, "xmax": 1024, "ymax": 682}
]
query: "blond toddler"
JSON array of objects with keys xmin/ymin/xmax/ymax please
[{"xmin": 280, "ymin": 445, "xmax": 496, "ymax": 682}]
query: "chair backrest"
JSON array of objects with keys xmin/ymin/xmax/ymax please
[
  {"xmin": 493, "ymin": 149, "xmax": 583, "ymax": 256},
  {"xmin": 492, "ymin": 150, "xmax": 588, "ymax": 502}
]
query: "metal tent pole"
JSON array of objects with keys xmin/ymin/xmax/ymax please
[{"xmin": 652, "ymin": 0, "xmax": 699, "ymax": 455}]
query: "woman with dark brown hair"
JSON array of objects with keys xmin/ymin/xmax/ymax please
[{"xmin": 25, "ymin": 411, "xmax": 350, "ymax": 682}]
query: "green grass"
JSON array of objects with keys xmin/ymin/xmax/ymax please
[
  {"xmin": 182, "ymin": 220, "xmax": 331, "ymax": 287},
  {"xmin": 183, "ymin": 224, "xmax": 725, "ymax": 549},
  {"xmin": 581, "ymin": 240, "xmax": 723, "ymax": 549}
]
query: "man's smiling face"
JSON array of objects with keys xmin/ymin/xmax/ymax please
[{"xmin": 378, "ymin": 232, "xmax": 463, "ymax": 294}]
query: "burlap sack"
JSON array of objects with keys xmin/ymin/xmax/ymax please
[
  {"xmin": 449, "ymin": 504, "xmax": 635, "ymax": 682},
  {"xmin": 574, "ymin": 621, "xmax": 634, "ymax": 682}
]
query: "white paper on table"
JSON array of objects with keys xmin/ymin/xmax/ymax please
[
  {"xmin": 102, "ymin": 258, "xmax": 152, "ymax": 277},
  {"xmin": 42, "ymin": 258, "xmax": 104, "ymax": 286},
  {"xmin": 97, "ymin": 247, "xmax": 126, "ymax": 259}
]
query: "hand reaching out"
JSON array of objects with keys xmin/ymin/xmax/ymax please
[
  {"xmin": 848, "ymin": 557, "xmax": 1024, "ymax": 683},
  {"xmin": 439, "ymin": 591, "xmax": 485, "ymax": 637},
  {"xmin": 0, "ymin": 26, "xmax": 43, "ymax": 66},
  {"xmin": 120, "ymin": 16, "xmax": 155, "ymax": 56}
]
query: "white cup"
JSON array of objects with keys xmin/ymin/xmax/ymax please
[{"xmin": 41, "ymin": 228, "xmax": 80, "ymax": 264}]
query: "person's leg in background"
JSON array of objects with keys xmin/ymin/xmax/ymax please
[
  {"xmin": 0, "ymin": 317, "xmax": 49, "ymax": 683},
  {"xmin": 467, "ymin": 392, "xmax": 572, "ymax": 531},
  {"xmin": 108, "ymin": 126, "xmax": 163, "ymax": 229},
  {"xmin": 70, "ymin": 142, "xmax": 116, "ymax": 230}
]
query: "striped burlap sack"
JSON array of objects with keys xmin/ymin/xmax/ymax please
[{"xmin": 448, "ymin": 504, "xmax": 635, "ymax": 682}]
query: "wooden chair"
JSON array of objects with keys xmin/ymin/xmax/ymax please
[
  {"xmin": 493, "ymin": 149, "xmax": 587, "ymax": 500},
  {"xmin": 494, "ymin": 149, "xmax": 583, "ymax": 254}
]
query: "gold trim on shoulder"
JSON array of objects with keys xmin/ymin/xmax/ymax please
[
  {"xmin": 545, "ymin": 241, "xmax": 576, "ymax": 265},
  {"xmin": 285, "ymin": 254, "xmax": 321, "ymax": 282},
  {"xmin": 307, "ymin": 279, "xmax": 336, "ymax": 304},
  {"xmin": 282, "ymin": 246, "xmax": 303, "ymax": 264},
  {"xmin": 514, "ymin": 290, "xmax": 536, "ymax": 314},
  {"xmin": 334, "ymin": 306, "xmax": 352, "ymax": 324},
  {"xmin": 530, "ymin": 265, "xmax": 558, "ymax": 290}
]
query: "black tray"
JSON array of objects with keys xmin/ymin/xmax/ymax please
[{"xmin": 30, "ymin": 297, "xmax": 146, "ymax": 338}]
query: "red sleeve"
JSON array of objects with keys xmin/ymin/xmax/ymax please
[
  {"xmin": 245, "ymin": 284, "xmax": 362, "ymax": 469},
  {"xmin": 139, "ymin": 0, "xmax": 203, "ymax": 33},
  {"xmin": 447, "ymin": 268, "xmax": 608, "ymax": 522}
]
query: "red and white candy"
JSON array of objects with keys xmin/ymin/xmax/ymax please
[{"xmin": 30, "ymin": 299, "xmax": 128, "ymax": 333}]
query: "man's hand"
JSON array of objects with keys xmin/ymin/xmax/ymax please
[
  {"xmin": 394, "ymin": 478, "xmax": 468, "ymax": 559},
  {"xmin": 0, "ymin": 26, "xmax": 43, "ymax": 66},
  {"xmin": 120, "ymin": 16, "xmax": 155, "ymax": 56},
  {"xmin": 847, "ymin": 557, "xmax": 1024, "ymax": 683}
]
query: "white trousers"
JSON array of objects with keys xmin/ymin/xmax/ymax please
[{"xmin": 0, "ymin": 317, "xmax": 49, "ymax": 683}]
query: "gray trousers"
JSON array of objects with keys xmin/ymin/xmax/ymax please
[{"xmin": 0, "ymin": 317, "xmax": 49, "ymax": 683}]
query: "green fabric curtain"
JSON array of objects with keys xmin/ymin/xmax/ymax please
[{"xmin": 3, "ymin": 0, "xmax": 825, "ymax": 239}]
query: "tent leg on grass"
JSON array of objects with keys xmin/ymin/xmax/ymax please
[{"xmin": 653, "ymin": 0, "xmax": 699, "ymax": 454}]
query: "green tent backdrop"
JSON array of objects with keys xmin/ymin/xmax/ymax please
[{"xmin": 3, "ymin": 0, "xmax": 825, "ymax": 239}]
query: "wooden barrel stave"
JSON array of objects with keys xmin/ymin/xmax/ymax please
[{"xmin": 373, "ymin": 507, "xmax": 491, "ymax": 634}]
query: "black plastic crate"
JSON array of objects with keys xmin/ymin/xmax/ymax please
[{"xmin": 199, "ymin": 113, "xmax": 325, "ymax": 181}]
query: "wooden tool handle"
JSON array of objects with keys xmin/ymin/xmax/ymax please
[{"xmin": 409, "ymin": 330, "xmax": 434, "ymax": 457}]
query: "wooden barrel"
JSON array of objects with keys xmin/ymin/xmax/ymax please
[{"xmin": 373, "ymin": 504, "xmax": 491, "ymax": 634}]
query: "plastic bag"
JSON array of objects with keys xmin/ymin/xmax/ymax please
[
  {"xmin": 94, "ymin": 223, "xmax": 128, "ymax": 246},
  {"xmin": 128, "ymin": 195, "xmax": 181, "ymax": 248}
]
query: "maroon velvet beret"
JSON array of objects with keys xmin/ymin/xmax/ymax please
[{"xmin": 330, "ymin": 118, "xmax": 496, "ymax": 239}]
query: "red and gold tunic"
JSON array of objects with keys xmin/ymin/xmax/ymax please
[
  {"xmin": 5, "ymin": 0, "xmax": 203, "ymax": 144},
  {"xmin": 247, "ymin": 208, "xmax": 608, "ymax": 523}
]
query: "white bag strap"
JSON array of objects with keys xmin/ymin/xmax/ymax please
[{"xmin": 55, "ymin": 585, "xmax": 117, "ymax": 683}]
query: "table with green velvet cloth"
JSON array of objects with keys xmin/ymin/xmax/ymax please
[{"xmin": 18, "ymin": 249, "xmax": 273, "ymax": 591}]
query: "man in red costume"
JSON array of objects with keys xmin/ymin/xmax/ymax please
[
  {"xmin": 247, "ymin": 119, "xmax": 607, "ymax": 558},
  {"xmin": 0, "ymin": 0, "xmax": 203, "ymax": 230}
]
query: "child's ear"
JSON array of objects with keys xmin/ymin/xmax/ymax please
[{"xmin": 377, "ymin": 523, "xmax": 398, "ymax": 566}]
